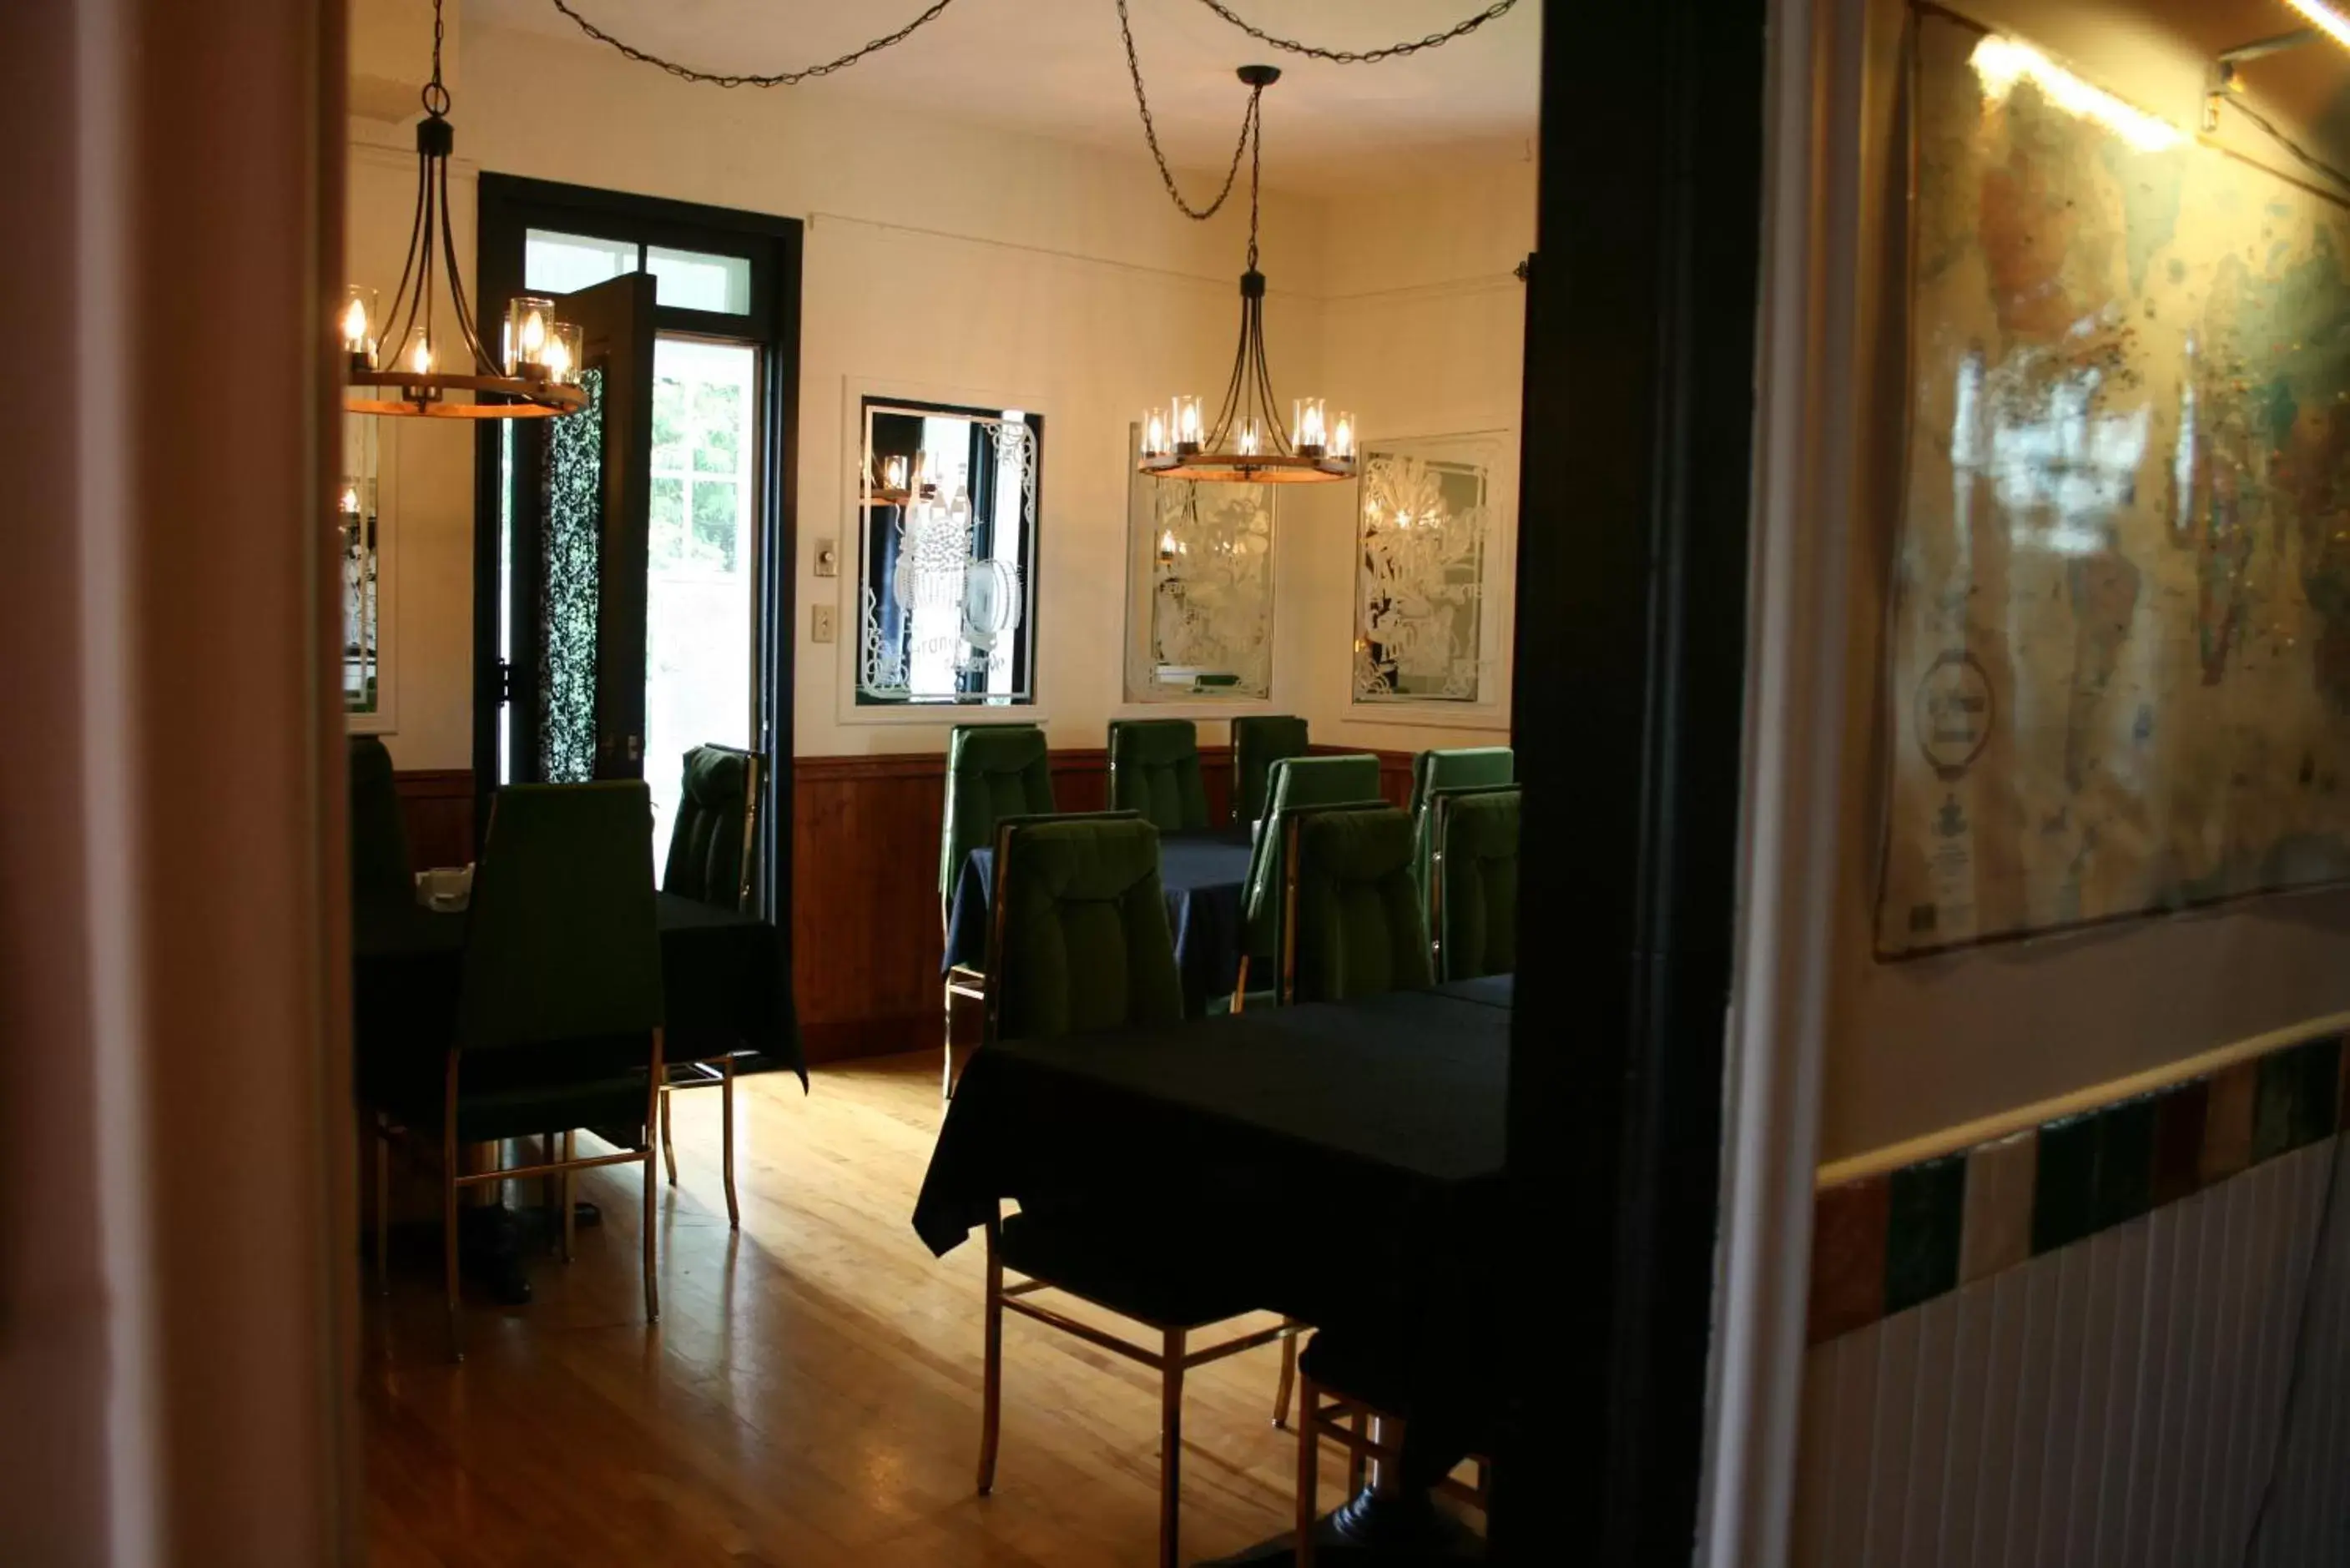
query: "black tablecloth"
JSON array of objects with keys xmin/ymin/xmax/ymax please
[
  {"xmin": 1433, "ymin": 972, "xmax": 1512, "ymax": 1009},
  {"xmin": 941, "ymin": 825, "xmax": 1255, "ymax": 1015},
  {"xmin": 352, "ymin": 891, "xmax": 804, "ymax": 1097},
  {"xmin": 912, "ymin": 989, "xmax": 1505, "ymax": 1339}
]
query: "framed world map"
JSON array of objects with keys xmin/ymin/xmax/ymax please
[{"xmin": 1878, "ymin": 13, "xmax": 2350, "ymax": 955}]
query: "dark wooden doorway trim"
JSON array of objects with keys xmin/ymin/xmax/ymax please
[
  {"xmin": 471, "ymin": 175, "xmax": 802, "ymax": 922},
  {"xmin": 1496, "ymin": 1, "xmax": 1768, "ymax": 1560}
]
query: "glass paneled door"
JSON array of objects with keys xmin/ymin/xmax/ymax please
[
  {"xmin": 497, "ymin": 271, "xmax": 657, "ymax": 789},
  {"xmin": 489, "ymin": 283, "xmax": 768, "ymax": 859}
]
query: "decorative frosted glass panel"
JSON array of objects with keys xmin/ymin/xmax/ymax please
[
  {"xmin": 338, "ymin": 412, "xmax": 385, "ymax": 718},
  {"xmin": 524, "ymin": 229, "xmax": 635, "ymax": 295},
  {"xmin": 855, "ymin": 398, "xmax": 1039, "ymax": 706},
  {"xmin": 538, "ymin": 366, "xmax": 603, "ymax": 781},
  {"xmin": 1353, "ymin": 433, "xmax": 1501, "ymax": 705},
  {"xmin": 1124, "ymin": 423, "xmax": 1273, "ymax": 701},
  {"xmin": 646, "ymin": 245, "xmax": 752, "ymax": 314}
]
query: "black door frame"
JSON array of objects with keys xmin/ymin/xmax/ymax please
[
  {"xmin": 472, "ymin": 174, "xmax": 803, "ymax": 920},
  {"xmin": 1495, "ymin": 1, "xmax": 1768, "ymax": 1560}
]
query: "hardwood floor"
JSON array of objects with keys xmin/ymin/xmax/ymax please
[{"xmin": 361, "ymin": 1050, "xmax": 1345, "ymax": 1566}]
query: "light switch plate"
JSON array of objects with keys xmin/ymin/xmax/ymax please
[
  {"xmin": 810, "ymin": 603, "xmax": 836, "ymax": 643},
  {"xmin": 813, "ymin": 537, "xmax": 840, "ymax": 577}
]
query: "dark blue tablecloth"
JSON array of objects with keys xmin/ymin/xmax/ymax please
[
  {"xmin": 941, "ymin": 825, "xmax": 1254, "ymax": 1016},
  {"xmin": 1433, "ymin": 973, "xmax": 1512, "ymax": 1008}
]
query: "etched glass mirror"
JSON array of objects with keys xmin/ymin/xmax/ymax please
[
  {"xmin": 1352, "ymin": 431, "xmax": 1505, "ymax": 707},
  {"xmin": 1124, "ymin": 424, "xmax": 1274, "ymax": 701},
  {"xmin": 857, "ymin": 396, "xmax": 1039, "ymax": 705}
]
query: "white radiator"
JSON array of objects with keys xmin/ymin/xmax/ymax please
[{"xmin": 1791, "ymin": 1136, "xmax": 2348, "ymax": 1567}]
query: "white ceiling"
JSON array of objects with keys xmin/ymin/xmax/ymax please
[{"xmin": 463, "ymin": 0, "xmax": 1542, "ymax": 183}]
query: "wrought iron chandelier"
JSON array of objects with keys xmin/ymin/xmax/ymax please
[
  {"xmin": 342, "ymin": 0, "xmax": 586, "ymax": 420},
  {"xmin": 1137, "ymin": 65, "xmax": 1354, "ymax": 485}
]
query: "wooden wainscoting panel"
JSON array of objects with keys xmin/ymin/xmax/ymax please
[
  {"xmin": 391, "ymin": 769, "xmax": 475, "ymax": 873},
  {"xmin": 396, "ymin": 746, "xmax": 1420, "ymax": 1066}
]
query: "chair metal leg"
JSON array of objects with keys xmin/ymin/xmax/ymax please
[
  {"xmin": 643, "ymin": 1031, "xmax": 662, "ymax": 1325},
  {"xmin": 373, "ymin": 1127, "xmax": 391, "ymax": 1297},
  {"xmin": 1159, "ymin": 1328, "xmax": 1186, "ymax": 1568},
  {"xmin": 1273, "ymin": 1322, "xmax": 1297, "ymax": 1428},
  {"xmin": 442, "ymin": 1126, "xmax": 463, "ymax": 1363},
  {"xmin": 560, "ymin": 1130, "xmax": 575, "ymax": 1263},
  {"xmin": 1294, "ymin": 1375, "xmax": 1320, "ymax": 1568},
  {"xmin": 660, "ymin": 1088, "xmax": 678, "ymax": 1186},
  {"xmin": 977, "ymin": 1219, "xmax": 1003, "ymax": 1495},
  {"xmin": 641, "ymin": 1147, "xmax": 660, "ymax": 1324},
  {"xmin": 720, "ymin": 1056, "xmax": 739, "ymax": 1230}
]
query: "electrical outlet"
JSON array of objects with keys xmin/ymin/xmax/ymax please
[{"xmin": 810, "ymin": 603, "xmax": 836, "ymax": 643}]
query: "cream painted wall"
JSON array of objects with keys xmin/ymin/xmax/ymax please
[
  {"xmin": 351, "ymin": 17, "xmax": 1531, "ymax": 769},
  {"xmin": 1297, "ymin": 159, "xmax": 1535, "ymax": 754},
  {"xmin": 1819, "ymin": 0, "xmax": 2350, "ymax": 1162}
]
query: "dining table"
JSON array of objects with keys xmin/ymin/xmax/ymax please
[
  {"xmin": 912, "ymin": 986, "xmax": 1507, "ymax": 1562},
  {"xmin": 352, "ymin": 890, "xmax": 802, "ymax": 1300},
  {"xmin": 941, "ymin": 824, "xmax": 1257, "ymax": 1016}
]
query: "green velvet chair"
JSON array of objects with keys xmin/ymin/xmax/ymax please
[
  {"xmin": 655, "ymin": 744, "xmax": 765, "ymax": 1228},
  {"xmin": 940, "ymin": 723, "xmax": 1055, "ymax": 1098},
  {"xmin": 940, "ymin": 723, "xmax": 1055, "ymax": 925},
  {"xmin": 974, "ymin": 812, "xmax": 1299, "ymax": 1568},
  {"xmin": 1430, "ymin": 786, "xmax": 1519, "ymax": 983},
  {"xmin": 1229, "ymin": 714, "xmax": 1309, "ymax": 827},
  {"xmin": 349, "ymin": 734, "xmax": 412, "ymax": 905},
  {"xmin": 1233, "ymin": 754, "xmax": 1385, "ymax": 1008},
  {"xmin": 1107, "ymin": 718, "xmax": 1208, "ymax": 834},
  {"xmin": 1280, "ymin": 806, "xmax": 1434, "ymax": 1005},
  {"xmin": 663, "ymin": 744, "xmax": 761, "ymax": 911},
  {"xmin": 1408, "ymin": 746, "xmax": 1513, "ymax": 896},
  {"xmin": 368, "ymin": 781, "xmax": 667, "ymax": 1360}
]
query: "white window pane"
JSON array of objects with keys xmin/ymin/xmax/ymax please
[
  {"xmin": 525, "ymin": 229, "xmax": 636, "ymax": 295},
  {"xmin": 646, "ymin": 245, "xmax": 752, "ymax": 314},
  {"xmin": 644, "ymin": 335, "xmax": 758, "ymax": 861}
]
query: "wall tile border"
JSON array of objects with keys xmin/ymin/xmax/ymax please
[{"xmin": 1808, "ymin": 1033, "xmax": 2346, "ymax": 1344}]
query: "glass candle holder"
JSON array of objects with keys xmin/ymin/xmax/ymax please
[
  {"xmin": 543, "ymin": 321, "xmax": 583, "ymax": 385},
  {"xmin": 1236, "ymin": 417, "xmax": 1263, "ymax": 456},
  {"xmin": 1172, "ymin": 395, "xmax": 1204, "ymax": 452},
  {"xmin": 1142, "ymin": 408, "xmax": 1170, "ymax": 459},
  {"xmin": 396, "ymin": 328, "xmax": 441, "ymax": 403},
  {"xmin": 504, "ymin": 295, "xmax": 557, "ymax": 377},
  {"xmin": 1292, "ymin": 396, "xmax": 1328, "ymax": 456},
  {"xmin": 1330, "ymin": 410, "xmax": 1356, "ymax": 461},
  {"xmin": 340, "ymin": 285, "xmax": 379, "ymax": 371}
]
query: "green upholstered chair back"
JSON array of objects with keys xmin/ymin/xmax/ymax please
[
  {"xmin": 661, "ymin": 744, "xmax": 762, "ymax": 912},
  {"xmin": 348, "ymin": 734, "xmax": 413, "ymax": 905},
  {"xmin": 1107, "ymin": 718, "xmax": 1208, "ymax": 834},
  {"xmin": 1283, "ymin": 806, "xmax": 1433, "ymax": 1004},
  {"xmin": 940, "ymin": 723, "xmax": 1056, "ymax": 916},
  {"xmin": 1431, "ymin": 786, "xmax": 1520, "ymax": 982},
  {"xmin": 983, "ymin": 814, "xmax": 1183, "ymax": 1044},
  {"xmin": 457, "ymin": 783, "xmax": 665, "ymax": 1055},
  {"xmin": 1229, "ymin": 714, "xmax": 1309, "ymax": 826},
  {"xmin": 1240, "ymin": 754, "xmax": 1385, "ymax": 961},
  {"xmin": 1409, "ymin": 746, "xmax": 1514, "ymax": 893}
]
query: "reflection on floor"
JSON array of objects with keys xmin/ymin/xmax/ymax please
[{"xmin": 362, "ymin": 1050, "xmax": 1341, "ymax": 1566}]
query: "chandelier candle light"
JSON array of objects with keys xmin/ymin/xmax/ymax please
[
  {"xmin": 343, "ymin": 0, "xmax": 586, "ymax": 419},
  {"xmin": 1138, "ymin": 66, "xmax": 1354, "ymax": 484}
]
